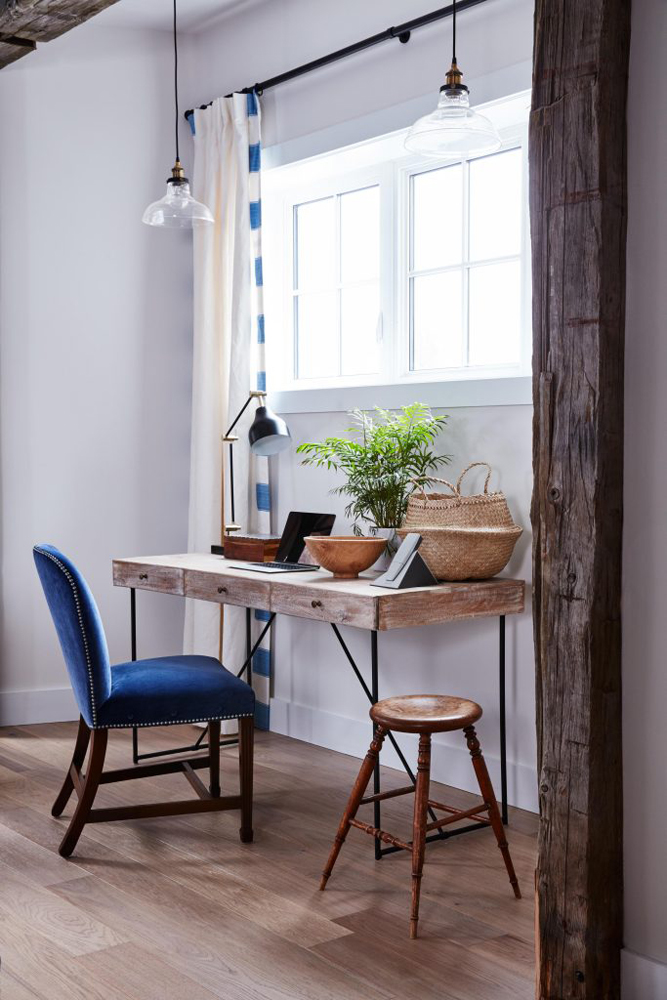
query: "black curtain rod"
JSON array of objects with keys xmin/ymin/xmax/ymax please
[{"xmin": 184, "ymin": 0, "xmax": 492, "ymax": 121}]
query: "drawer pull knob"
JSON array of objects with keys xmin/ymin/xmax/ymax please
[
  {"xmin": 311, "ymin": 599, "xmax": 322, "ymax": 608},
  {"xmin": 139, "ymin": 573, "xmax": 148, "ymax": 580},
  {"xmin": 218, "ymin": 586, "xmax": 227, "ymax": 594}
]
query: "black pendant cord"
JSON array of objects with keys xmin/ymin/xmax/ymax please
[
  {"xmin": 184, "ymin": 0, "xmax": 490, "ymax": 122},
  {"xmin": 452, "ymin": 0, "xmax": 457, "ymax": 63},
  {"xmin": 173, "ymin": 0, "xmax": 180, "ymax": 162}
]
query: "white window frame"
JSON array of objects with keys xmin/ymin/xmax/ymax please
[{"xmin": 263, "ymin": 93, "xmax": 532, "ymax": 414}]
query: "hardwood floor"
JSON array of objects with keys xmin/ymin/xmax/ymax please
[{"xmin": 0, "ymin": 723, "xmax": 537, "ymax": 1000}]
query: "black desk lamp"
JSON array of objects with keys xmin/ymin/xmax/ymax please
[{"xmin": 222, "ymin": 390, "xmax": 291, "ymax": 536}]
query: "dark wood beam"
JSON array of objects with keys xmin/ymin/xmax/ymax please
[
  {"xmin": 0, "ymin": 33, "xmax": 34, "ymax": 66},
  {"xmin": 530, "ymin": 2, "xmax": 629, "ymax": 998},
  {"xmin": 0, "ymin": 0, "xmax": 119, "ymax": 67}
]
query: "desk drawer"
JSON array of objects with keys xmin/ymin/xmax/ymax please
[
  {"xmin": 112, "ymin": 562, "xmax": 183, "ymax": 596},
  {"xmin": 183, "ymin": 569, "xmax": 271, "ymax": 610},
  {"xmin": 270, "ymin": 586, "xmax": 377, "ymax": 629}
]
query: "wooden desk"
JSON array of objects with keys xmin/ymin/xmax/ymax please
[
  {"xmin": 113, "ymin": 552, "xmax": 524, "ymax": 630},
  {"xmin": 113, "ymin": 553, "xmax": 525, "ymax": 857}
]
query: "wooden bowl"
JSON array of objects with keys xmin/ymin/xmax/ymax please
[{"xmin": 303, "ymin": 535, "xmax": 387, "ymax": 579}]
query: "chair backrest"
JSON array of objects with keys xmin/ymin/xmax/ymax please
[{"xmin": 33, "ymin": 544, "xmax": 111, "ymax": 728}]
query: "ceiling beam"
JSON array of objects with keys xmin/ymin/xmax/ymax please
[{"xmin": 0, "ymin": 0, "xmax": 120, "ymax": 68}]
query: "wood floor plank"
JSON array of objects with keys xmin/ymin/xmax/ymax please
[
  {"xmin": 0, "ymin": 909, "xmax": 135, "ymax": 1000},
  {"xmin": 0, "ymin": 724, "xmax": 537, "ymax": 1000},
  {"xmin": 52, "ymin": 874, "xmax": 395, "ymax": 1000},
  {"xmin": 0, "ymin": 972, "xmax": 43, "ymax": 1000},
  {"xmin": 74, "ymin": 943, "xmax": 222, "ymax": 1000},
  {"xmin": 315, "ymin": 907, "xmax": 533, "ymax": 1000},
  {"xmin": 0, "ymin": 862, "xmax": 126, "ymax": 957},
  {"xmin": 0, "ymin": 822, "xmax": 86, "ymax": 887}
]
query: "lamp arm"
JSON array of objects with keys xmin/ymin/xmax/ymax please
[{"xmin": 225, "ymin": 390, "xmax": 265, "ymax": 437}]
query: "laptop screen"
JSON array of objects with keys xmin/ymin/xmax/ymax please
[{"xmin": 276, "ymin": 512, "xmax": 336, "ymax": 562}]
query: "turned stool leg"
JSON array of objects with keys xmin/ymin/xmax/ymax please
[
  {"xmin": 410, "ymin": 732, "xmax": 432, "ymax": 939},
  {"xmin": 320, "ymin": 725, "xmax": 388, "ymax": 890},
  {"xmin": 464, "ymin": 725, "xmax": 521, "ymax": 899}
]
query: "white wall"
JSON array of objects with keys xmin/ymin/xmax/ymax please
[
  {"xmin": 0, "ymin": 23, "xmax": 195, "ymax": 723},
  {"xmin": 186, "ymin": 0, "xmax": 537, "ymax": 811},
  {"xmin": 622, "ymin": 0, "xmax": 667, "ymax": 992}
]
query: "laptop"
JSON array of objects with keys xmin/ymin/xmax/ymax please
[{"xmin": 232, "ymin": 511, "xmax": 336, "ymax": 573}]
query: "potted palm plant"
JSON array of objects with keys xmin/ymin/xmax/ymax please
[{"xmin": 296, "ymin": 403, "xmax": 451, "ymax": 551}]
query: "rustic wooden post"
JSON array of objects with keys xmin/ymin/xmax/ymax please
[{"xmin": 530, "ymin": 3, "xmax": 630, "ymax": 998}]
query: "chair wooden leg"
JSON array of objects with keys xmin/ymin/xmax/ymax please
[
  {"xmin": 464, "ymin": 725, "xmax": 521, "ymax": 899},
  {"xmin": 52, "ymin": 715, "xmax": 90, "ymax": 818},
  {"xmin": 208, "ymin": 720, "xmax": 221, "ymax": 797},
  {"xmin": 58, "ymin": 728, "xmax": 108, "ymax": 858},
  {"xmin": 410, "ymin": 732, "xmax": 431, "ymax": 939},
  {"xmin": 320, "ymin": 725, "xmax": 388, "ymax": 890},
  {"xmin": 239, "ymin": 716, "xmax": 254, "ymax": 843}
]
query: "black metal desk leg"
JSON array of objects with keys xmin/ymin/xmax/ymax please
[
  {"xmin": 499, "ymin": 615, "xmax": 508, "ymax": 824},
  {"xmin": 370, "ymin": 630, "xmax": 381, "ymax": 860},
  {"xmin": 131, "ymin": 589, "xmax": 139, "ymax": 764}
]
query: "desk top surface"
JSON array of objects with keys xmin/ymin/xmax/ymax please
[{"xmin": 113, "ymin": 553, "xmax": 525, "ymax": 631}]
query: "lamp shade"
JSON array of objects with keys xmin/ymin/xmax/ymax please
[
  {"xmin": 248, "ymin": 405, "xmax": 291, "ymax": 456},
  {"xmin": 405, "ymin": 88, "xmax": 501, "ymax": 159},
  {"xmin": 142, "ymin": 177, "xmax": 214, "ymax": 229}
]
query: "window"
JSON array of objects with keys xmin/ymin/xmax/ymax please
[
  {"xmin": 264, "ymin": 92, "xmax": 531, "ymax": 405},
  {"xmin": 293, "ymin": 186, "xmax": 381, "ymax": 379}
]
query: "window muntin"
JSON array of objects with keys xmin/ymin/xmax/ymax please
[
  {"xmin": 293, "ymin": 184, "xmax": 381, "ymax": 380},
  {"xmin": 408, "ymin": 146, "xmax": 524, "ymax": 375}
]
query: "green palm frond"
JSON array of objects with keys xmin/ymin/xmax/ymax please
[{"xmin": 296, "ymin": 403, "xmax": 451, "ymax": 534}]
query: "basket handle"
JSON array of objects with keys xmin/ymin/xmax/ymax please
[
  {"xmin": 409, "ymin": 475, "xmax": 459, "ymax": 497},
  {"xmin": 456, "ymin": 462, "xmax": 494, "ymax": 495}
]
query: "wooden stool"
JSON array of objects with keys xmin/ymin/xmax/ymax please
[{"xmin": 320, "ymin": 694, "xmax": 521, "ymax": 939}]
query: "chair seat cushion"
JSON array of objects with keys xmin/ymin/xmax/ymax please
[{"xmin": 95, "ymin": 655, "xmax": 255, "ymax": 729}]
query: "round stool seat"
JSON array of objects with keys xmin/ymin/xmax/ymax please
[{"xmin": 370, "ymin": 694, "xmax": 482, "ymax": 734}]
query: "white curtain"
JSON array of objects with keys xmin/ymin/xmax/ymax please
[{"xmin": 184, "ymin": 92, "xmax": 271, "ymax": 729}]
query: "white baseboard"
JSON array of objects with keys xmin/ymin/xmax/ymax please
[
  {"xmin": 270, "ymin": 697, "xmax": 539, "ymax": 813},
  {"xmin": 0, "ymin": 687, "xmax": 78, "ymax": 726},
  {"xmin": 622, "ymin": 949, "xmax": 667, "ymax": 1000}
]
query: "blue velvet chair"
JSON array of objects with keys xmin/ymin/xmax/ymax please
[{"xmin": 33, "ymin": 543, "xmax": 255, "ymax": 858}]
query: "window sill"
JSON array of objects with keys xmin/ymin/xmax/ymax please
[{"xmin": 268, "ymin": 376, "xmax": 532, "ymax": 415}]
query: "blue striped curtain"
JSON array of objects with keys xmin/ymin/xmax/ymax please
[
  {"xmin": 246, "ymin": 91, "xmax": 272, "ymax": 729},
  {"xmin": 185, "ymin": 92, "xmax": 272, "ymax": 730}
]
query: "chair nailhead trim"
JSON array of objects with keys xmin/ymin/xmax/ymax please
[
  {"xmin": 34, "ymin": 547, "xmax": 98, "ymax": 726},
  {"xmin": 99, "ymin": 711, "xmax": 255, "ymax": 730}
]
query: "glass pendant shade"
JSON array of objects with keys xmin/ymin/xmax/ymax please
[
  {"xmin": 142, "ymin": 0, "xmax": 213, "ymax": 229},
  {"xmin": 248, "ymin": 405, "xmax": 292, "ymax": 456},
  {"xmin": 405, "ymin": 87, "xmax": 501, "ymax": 159},
  {"xmin": 142, "ymin": 174, "xmax": 214, "ymax": 229}
]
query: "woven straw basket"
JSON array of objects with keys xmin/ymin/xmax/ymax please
[
  {"xmin": 397, "ymin": 524, "xmax": 523, "ymax": 581},
  {"xmin": 400, "ymin": 462, "xmax": 522, "ymax": 580},
  {"xmin": 404, "ymin": 462, "xmax": 515, "ymax": 529}
]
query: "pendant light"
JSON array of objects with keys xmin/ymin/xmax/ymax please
[
  {"xmin": 142, "ymin": 0, "xmax": 214, "ymax": 228},
  {"xmin": 405, "ymin": 0, "xmax": 501, "ymax": 159}
]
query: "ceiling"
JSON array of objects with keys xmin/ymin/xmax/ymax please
[{"xmin": 95, "ymin": 0, "xmax": 264, "ymax": 33}]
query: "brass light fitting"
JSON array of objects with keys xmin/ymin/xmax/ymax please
[{"xmin": 443, "ymin": 59, "xmax": 467, "ymax": 93}]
